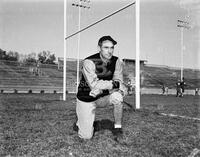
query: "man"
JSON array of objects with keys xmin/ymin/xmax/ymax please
[
  {"xmin": 165, "ymin": 86, "xmax": 168, "ymax": 96},
  {"xmin": 176, "ymin": 80, "xmax": 181, "ymax": 97},
  {"xmin": 180, "ymin": 77, "xmax": 186, "ymax": 97},
  {"xmin": 127, "ymin": 79, "xmax": 132, "ymax": 95},
  {"xmin": 162, "ymin": 84, "xmax": 165, "ymax": 95},
  {"xmin": 195, "ymin": 88, "xmax": 199, "ymax": 96},
  {"xmin": 74, "ymin": 35, "xmax": 127, "ymax": 140}
]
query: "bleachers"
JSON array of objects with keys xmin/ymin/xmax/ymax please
[
  {"xmin": 0, "ymin": 60, "xmax": 73, "ymax": 92},
  {"xmin": 122, "ymin": 63, "xmax": 200, "ymax": 89},
  {"xmin": 0, "ymin": 59, "xmax": 199, "ymax": 92},
  {"xmin": 142, "ymin": 65, "xmax": 200, "ymax": 88}
]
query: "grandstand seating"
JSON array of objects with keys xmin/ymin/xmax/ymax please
[
  {"xmin": 142, "ymin": 65, "xmax": 200, "ymax": 88},
  {"xmin": 0, "ymin": 59, "xmax": 199, "ymax": 92},
  {"xmin": 0, "ymin": 60, "xmax": 77, "ymax": 92}
]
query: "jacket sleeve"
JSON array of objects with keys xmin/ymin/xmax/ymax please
[
  {"xmin": 82, "ymin": 59, "xmax": 113, "ymax": 90},
  {"xmin": 112, "ymin": 59, "xmax": 127, "ymax": 96},
  {"xmin": 112, "ymin": 58, "xmax": 123, "ymax": 83}
]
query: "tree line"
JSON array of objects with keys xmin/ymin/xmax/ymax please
[{"xmin": 0, "ymin": 48, "xmax": 56, "ymax": 64}]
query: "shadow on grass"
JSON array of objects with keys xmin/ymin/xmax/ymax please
[
  {"xmin": 73, "ymin": 119, "xmax": 114, "ymax": 133},
  {"xmin": 94, "ymin": 119, "xmax": 114, "ymax": 132}
]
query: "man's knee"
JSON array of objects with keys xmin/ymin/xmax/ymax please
[
  {"xmin": 110, "ymin": 92, "xmax": 123, "ymax": 105},
  {"xmin": 78, "ymin": 123, "xmax": 94, "ymax": 139},
  {"xmin": 78, "ymin": 129, "xmax": 94, "ymax": 139}
]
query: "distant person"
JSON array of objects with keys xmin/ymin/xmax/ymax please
[
  {"xmin": 162, "ymin": 84, "xmax": 165, "ymax": 95},
  {"xmin": 176, "ymin": 80, "xmax": 181, "ymax": 97},
  {"xmin": 195, "ymin": 88, "xmax": 199, "ymax": 96},
  {"xmin": 161, "ymin": 84, "xmax": 168, "ymax": 95},
  {"xmin": 36, "ymin": 60, "xmax": 41, "ymax": 76},
  {"xmin": 127, "ymin": 79, "xmax": 132, "ymax": 95},
  {"xmin": 165, "ymin": 86, "xmax": 168, "ymax": 95},
  {"xmin": 73, "ymin": 36, "xmax": 127, "ymax": 140},
  {"xmin": 180, "ymin": 77, "xmax": 186, "ymax": 97},
  {"xmin": 162, "ymin": 85, "xmax": 168, "ymax": 96}
]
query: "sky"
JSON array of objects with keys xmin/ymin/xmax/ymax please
[
  {"xmin": 0, "ymin": 0, "xmax": 199, "ymax": 69},
  {"xmin": 0, "ymin": 0, "xmax": 63, "ymax": 57}
]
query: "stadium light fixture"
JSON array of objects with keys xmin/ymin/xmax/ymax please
[{"xmin": 72, "ymin": 3, "xmax": 90, "ymax": 9}]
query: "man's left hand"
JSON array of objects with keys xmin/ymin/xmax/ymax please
[{"xmin": 109, "ymin": 82, "xmax": 127, "ymax": 97}]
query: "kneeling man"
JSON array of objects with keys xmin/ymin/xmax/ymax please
[{"xmin": 74, "ymin": 36, "xmax": 127, "ymax": 139}]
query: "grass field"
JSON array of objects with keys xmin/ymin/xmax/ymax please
[{"xmin": 0, "ymin": 94, "xmax": 200, "ymax": 157}]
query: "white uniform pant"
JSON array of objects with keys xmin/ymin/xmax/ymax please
[{"xmin": 76, "ymin": 92, "xmax": 123, "ymax": 139}]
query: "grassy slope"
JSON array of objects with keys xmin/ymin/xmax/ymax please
[{"xmin": 0, "ymin": 94, "xmax": 199, "ymax": 157}]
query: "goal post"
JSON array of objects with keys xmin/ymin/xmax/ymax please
[{"xmin": 64, "ymin": 0, "xmax": 141, "ymax": 109}]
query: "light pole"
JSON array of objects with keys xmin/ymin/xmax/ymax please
[
  {"xmin": 63, "ymin": 0, "xmax": 90, "ymax": 100},
  {"xmin": 177, "ymin": 19, "xmax": 190, "ymax": 81},
  {"xmin": 72, "ymin": 0, "xmax": 91, "ymax": 93}
]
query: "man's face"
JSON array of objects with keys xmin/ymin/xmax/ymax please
[{"xmin": 99, "ymin": 40, "xmax": 114, "ymax": 60}]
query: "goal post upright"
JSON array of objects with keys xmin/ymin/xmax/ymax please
[
  {"xmin": 63, "ymin": 0, "xmax": 67, "ymax": 101},
  {"xmin": 135, "ymin": 0, "xmax": 140, "ymax": 109}
]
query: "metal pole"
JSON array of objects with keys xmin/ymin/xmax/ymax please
[
  {"xmin": 135, "ymin": 0, "xmax": 140, "ymax": 109},
  {"xmin": 76, "ymin": 1, "xmax": 81, "ymax": 92},
  {"xmin": 63, "ymin": 0, "xmax": 67, "ymax": 100},
  {"xmin": 180, "ymin": 27, "xmax": 183, "ymax": 81},
  {"xmin": 177, "ymin": 19, "xmax": 190, "ymax": 81}
]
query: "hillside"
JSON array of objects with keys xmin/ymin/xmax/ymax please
[{"xmin": 0, "ymin": 60, "xmax": 199, "ymax": 92}]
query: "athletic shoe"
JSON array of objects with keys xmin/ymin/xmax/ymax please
[
  {"xmin": 112, "ymin": 128, "xmax": 123, "ymax": 137},
  {"xmin": 112, "ymin": 128, "xmax": 124, "ymax": 142},
  {"xmin": 100, "ymin": 119, "xmax": 114, "ymax": 130},
  {"xmin": 72, "ymin": 121, "xmax": 101, "ymax": 132},
  {"xmin": 93, "ymin": 121, "xmax": 101, "ymax": 132}
]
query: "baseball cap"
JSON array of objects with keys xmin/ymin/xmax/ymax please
[{"xmin": 98, "ymin": 36, "xmax": 117, "ymax": 46}]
